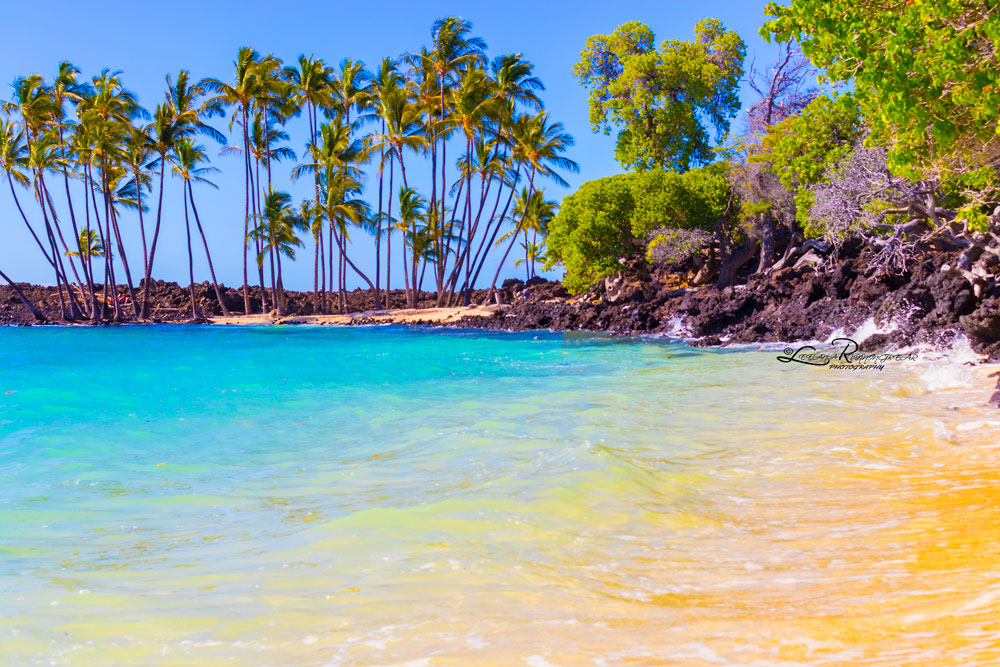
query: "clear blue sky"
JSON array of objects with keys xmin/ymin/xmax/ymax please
[{"xmin": 0, "ymin": 0, "xmax": 775, "ymax": 290}]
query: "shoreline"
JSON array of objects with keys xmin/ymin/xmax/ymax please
[
  {"xmin": 208, "ymin": 305, "xmax": 499, "ymax": 327},
  {"xmin": 5, "ymin": 292, "xmax": 1000, "ymax": 406}
]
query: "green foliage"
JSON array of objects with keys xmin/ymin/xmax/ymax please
[
  {"xmin": 574, "ymin": 19, "xmax": 746, "ymax": 172},
  {"xmin": 763, "ymin": 0, "xmax": 1000, "ymax": 212},
  {"xmin": 752, "ymin": 95, "xmax": 861, "ymax": 237},
  {"xmin": 545, "ymin": 165, "xmax": 732, "ymax": 293},
  {"xmin": 544, "ymin": 174, "xmax": 636, "ymax": 293},
  {"xmin": 629, "ymin": 162, "xmax": 733, "ymax": 239}
]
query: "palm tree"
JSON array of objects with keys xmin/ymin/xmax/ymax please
[
  {"xmin": 250, "ymin": 54, "xmax": 287, "ymax": 191},
  {"xmin": 427, "ymin": 17, "xmax": 487, "ymax": 252},
  {"xmin": 204, "ymin": 47, "xmax": 265, "ymax": 313},
  {"xmin": 504, "ymin": 188, "xmax": 556, "ymax": 279},
  {"xmin": 333, "ymin": 59, "xmax": 371, "ymax": 129},
  {"xmin": 142, "ymin": 104, "xmax": 177, "ymax": 318},
  {"xmin": 5, "ymin": 75, "xmax": 79, "ymax": 319},
  {"xmin": 296, "ymin": 119, "xmax": 374, "ymax": 311},
  {"xmin": 0, "ymin": 117, "xmax": 57, "ymax": 274},
  {"xmin": 52, "ymin": 61, "xmax": 92, "ymax": 309},
  {"xmin": 285, "ymin": 55, "xmax": 334, "ymax": 311},
  {"xmin": 166, "ymin": 70, "xmax": 227, "ymax": 144},
  {"xmin": 491, "ymin": 53, "xmax": 544, "ymax": 111},
  {"xmin": 371, "ymin": 84, "xmax": 425, "ymax": 307},
  {"xmin": 251, "ymin": 190, "xmax": 305, "ymax": 314},
  {"xmin": 122, "ymin": 127, "xmax": 152, "ymax": 280},
  {"xmin": 443, "ymin": 66, "xmax": 497, "ymax": 304},
  {"xmin": 231, "ymin": 110, "xmax": 296, "ymax": 311},
  {"xmin": 396, "ymin": 186, "xmax": 427, "ymax": 307},
  {"xmin": 80, "ymin": 70, "xmax": 146, "ymax": 319},
  {"xmin": 489, "ymin": 112, "xmax": 577, "ymax": 297},
  {"xmin": 322, "ymin": 167, "xmax": 372, "ymax": 311},
  {"xmin": 366, "ymin": 58, "xmax": 402, "ymax": 309},
  {"xmin": 68, "ymin": 228, "xmax": 104, "ymax": 260},
  {"xmin": 171, "ymin": 138, "xmax": 231, "ymax": 316}
]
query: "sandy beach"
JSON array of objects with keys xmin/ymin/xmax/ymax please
[{"xmin": 208, "ymin": 305, "xmax": 499, "ymax": 327}]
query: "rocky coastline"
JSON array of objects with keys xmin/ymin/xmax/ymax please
[{"xmin": 4, "ymin": 243, "xmax": 1000, "ymax": 362}]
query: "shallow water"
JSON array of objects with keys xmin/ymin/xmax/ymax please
[{"xmin": 1, "ymin": 325, "xmax": 999, "ymax": 666}]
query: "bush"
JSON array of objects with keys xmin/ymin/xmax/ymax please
[
  {"xmin": 544, "ymin": 174, "xmax": 637, "ymax": 294},
  {"xmin": 545, "ymin": 164, "xmax": 734, "ymax": 293}
]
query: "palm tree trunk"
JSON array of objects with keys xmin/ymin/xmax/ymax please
[
  {"xmin": 327, "ymin": 218, "xmax": 335, "ymax": 314},
  {"xmin": 401, "ymin": 229, "xmax": 411, "ymax": 308},
  {"xmin": 459, "ymin": 172, "xmax": 494, "ymax": 300},
  {"xmin": 109, "ymin": 207, "xmax": 140, "ymax": 318},
  {"xmin": 133, "ymin": 165, "xmax": 149, "ymax": 281},
  {"xmin": 470, "ymin": 167, "xmax": 520, "ymax": 294},
  {"xmin": 187, "ymin": 182, "xmax": 232, "ymax": 316},
  {"xmin": 375, "ymin": 120, "xmax": 386, "ymax": 310},
  {"xmin": 442, "ymin": 170, "xmax": 472, "ymax": 305},
  {"xmin": 386, "ymin": 159, "xmax": 394, "ymax": 308},
  {"xmin": 313, "ymin": 229, "xmax": 321, "ymax": 312},
  {"xmin": 142, "ymin": 159, "xmax": 167, "ymax": 320},
  {"xmin": 248, "ymin": 149, "xmax": 268, "ymax": 313},
  {"xmin": 40, "ymin": 175, "xmax": 85, "ymax": 302},
  {"xmin": 62, "ymin": 143, "xmax": 95, "ymax": 317},
  {"xmin": 276, "ymin": 248, "xmax": 285, "ymax": 316},
  {"xmin": 319, "ymin": 226, "xmax": 326, "ymax": 308},
  {"xmin": 182, "ymin": 182, "xmax": 200, "ymax": 319},
  {"xmin": 100, "ymin": 163, "xmax": 139, "ymax": 319},
  {"xmin": 8, "ymin": 178, "xmax": 56, "ymax": 268},
  {"xmin": 0, "ymin": 268, "xmax": 45, "ymax": 322},
  {"xmin": 80, "ymin": 170, "xmax": 99, "ymax": 318},
  {"xmin": 39, "ymin": 174, "xmax": 85, "ymax": 318},
  {"xmin": 412, "ymin": 236, "xmax": 419, "ymax": 308},
  {"xmin": 101, "ymin": 172, "xmax": 121, "ymax": 322},
  {"xmin": 242, "ymin": 104, "xmax": 253, "ymax": 314},
  {"xmin": 87, "ymin": 165, "xmax": 111, "ymax": 320},
  {"xmin": 487, "ymin": 168, "xmax": 537, "ymax": 300},
  {"xmin": 34, "ymin": 178, "xmax": 72, "ymax": 320}
]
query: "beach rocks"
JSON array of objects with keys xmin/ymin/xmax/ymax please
[{"xmin": 452, "ymin": 246, "xmax": 1000, "ymax": 362}]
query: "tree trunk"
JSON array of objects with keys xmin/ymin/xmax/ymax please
[
  {"xmin": 182, "ymin": 182, "xmax": 200, "ymax": 319},
  {"xmin": 0, "ymin": 268, "xmax": 45, "ymax": 322},
  {"xmin": 187, "ymin": 182, "xmax": 232, "ymax": 316},
  {"xmin": 386, "ymin": 159, "xmax": 395, "ymax": 308},
  {"xmin": 756, "ymin": 215, "xmax": 775, "ymax": 273},
  {"xmin": 716, "ymin": 239, "xmax": 759, "ymax": 289},
  {"xmin": 142, "ymin": 159, "xmax": 168, "ymax": 320},
  {"xmin": 242, "ymin": 104, "xmax": 252, "ymax": 314}
]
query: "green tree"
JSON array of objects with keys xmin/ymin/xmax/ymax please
[
  {"xmin": 250, "ymin": 190, "xmax": 305, "ymax": 315},
  {"xmin": 68, "ymin": 228, "xmax": 104, "ymax": 260},
  {"xmin": 546, "ymin": 166, "xmax": 733, "ymax": 293},
  {"xmin": 544, "ymin": 174, "xmax": 636, "ymax": 293},
  {"xmin": 575, "ymin": 19, "xmax": 746, "ymax": 171},
  {"xmin": 764, "ymin": 0, "xmax": 1000, "ymax": 228},
  {"xmin": 751, "ymin": 95, "xmax": 861, "ymax": 238}
]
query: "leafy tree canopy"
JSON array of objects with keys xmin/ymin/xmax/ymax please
[
  {"xmin": 763, "ymin": 0, "xmax": 1000, "ymax": 222},
  {"xmin": 545, "ymin": 165, "xmax": 733, "ymax": 292},
  {"xmin": 574, "ymin": 19, "xmax": 746, "ymax": 172},
  {"xmin": 751, "ymin": 95, "xmax": 862, "ymax": 236}
]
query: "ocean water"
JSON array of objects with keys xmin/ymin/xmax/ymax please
[{"xmin": 2, "ymin": 325, "xmax": 1000, "ymax": 666}]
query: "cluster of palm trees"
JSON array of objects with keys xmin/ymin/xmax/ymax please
[{"xmin": 0, "ymin": 17, "xmax": 576, "ymax": 322}]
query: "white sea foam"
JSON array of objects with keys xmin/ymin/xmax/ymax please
[
  {"xmin": 916, "ymin": 335, "xmax": 988, "ymax": 391},
  {"xmin": 662, "ymin": 314, "xmax": 690, "ymax": 338},
  {"xmin": 825, "ymin": 316, "xmax": 900, "ymax": 345}
]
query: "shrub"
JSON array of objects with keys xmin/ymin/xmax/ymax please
[{"xmin": 545, "ymin": 164, "xmax": 734, "ymax": 293}]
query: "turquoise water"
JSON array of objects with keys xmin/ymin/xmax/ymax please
[{"xmin": 2, "ymin": 325, "xmax": 1000, "ymax": 665}]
